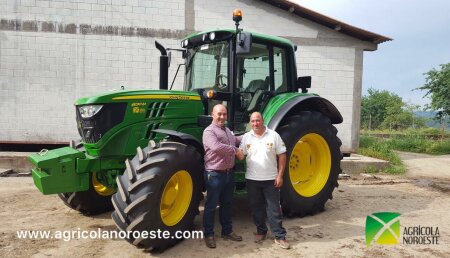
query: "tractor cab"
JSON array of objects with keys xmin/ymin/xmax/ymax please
[{"xmin": 179, "ymin": 9, "xmax": 309, "ymax": 133}]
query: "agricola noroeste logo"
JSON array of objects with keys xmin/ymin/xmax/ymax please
[{"xmin": 365, "ymin": 212, "xmax": 401, "ymax": 247}]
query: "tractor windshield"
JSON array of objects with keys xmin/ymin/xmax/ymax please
[{"xmin": 184, "ymin": 41, "xmax": 229, "ymax": 92}]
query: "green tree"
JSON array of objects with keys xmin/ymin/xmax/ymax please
[
  {"xmin": 404, "ymin": 103, "xmax": 426, "ymax": 129},
  {"xmin": 361, "ymin": 89, "xmax": 386, "ymax": 129},
  {"xmin": 418, "ymin": 63, "xmax": 450, "ymax": 122},
  {"xmin": 361, "ymin": 88, "xmax": 421, "ymax": 130}
]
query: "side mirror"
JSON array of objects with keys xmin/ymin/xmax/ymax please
[
  {"xmin": 296, "ymin": 76, "xmax": 311, "ymax": 93},
  {"xmin": 236, "ymin": 32, "xmax": 252, "ymax": 55}
]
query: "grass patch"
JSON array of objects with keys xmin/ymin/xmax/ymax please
[
  {"xmin": 361, "ymin": 128, "xmax": 450, "ymax": 137},
  {"xmin": 388, "ymin": 136, "xmax": 428, "ymax": 153},
  {"xmin": 362, "ymin": 129, "xmax": 450, "ymax": 155},
  {"xmin": 385, "ymin": 135, "xmax": 450, "ymax": 155},
  {"xmin": 363, "ymin": 166, "xmax": 380, "ymax": 174},
  {"xmin": 358, "ymin": 130, "xmax": 450, "ymax": 174},
  {"xmin": 427, "ymin": 140, "xmax": 450, "ymax": 154},
  {"xmin": 359, "ymin": 135, "xmax": 406, "ymax": 174}
]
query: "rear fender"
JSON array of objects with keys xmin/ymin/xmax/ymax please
[{"xmin": 265, "ymin": 95, "xmax": 343, "ymax": 130}]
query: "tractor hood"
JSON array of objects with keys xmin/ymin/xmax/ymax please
[
  {"xmin": 73, "ymin": 89, "xmax": 204, "ymax": 157},
  {"xmin": 75, "ymin": 90, "xmax": 201, "ymax": 105}
]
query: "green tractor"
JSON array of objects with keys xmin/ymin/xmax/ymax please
[{"xmin": 29, "ymin": 10, "xmax": 342, "ymax": 251}]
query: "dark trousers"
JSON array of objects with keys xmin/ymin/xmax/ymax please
[
  {"xmin": 203, "ymin": 170, "xmax": 235, "ymax": 237},
  {"xmin": 246, "ymin": 179, "xmax": 287, "ymax": 240}
]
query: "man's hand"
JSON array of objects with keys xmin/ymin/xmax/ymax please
[
  {"xmin": 274, "ymin": 175, "xmax": 283, "ymax": 188},
  {"xmin": 275, "ymin": 153, "xmax": 286, "ymax": 188},
  {"xmin": 235, "ymin": 148, "xmax": 244, "ymax": 160}
]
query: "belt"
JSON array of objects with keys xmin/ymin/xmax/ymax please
[{"xmin": 207, "ymin": 168, "xmax": 233, "ymax": 173}]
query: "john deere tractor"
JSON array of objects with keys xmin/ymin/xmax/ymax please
[{"xmin": 29, "ymin": 10, "xmax": 342, "ymax": 251}]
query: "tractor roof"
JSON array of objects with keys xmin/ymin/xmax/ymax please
[{"xmin": 182, "ymin": 29, "xmax": 295, "ymax": 50}]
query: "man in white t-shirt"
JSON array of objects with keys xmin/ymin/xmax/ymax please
[{"xmin": 237, "ymin": 112, "xmax": 289, "ymax": 249}]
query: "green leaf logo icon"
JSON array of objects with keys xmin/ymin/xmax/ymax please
[{"xmin": 366, "ymin": 212, "xmax": 401, "ymax": 247}]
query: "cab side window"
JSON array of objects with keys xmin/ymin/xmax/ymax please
[
  {"xmin": 239, "ymin": 44, "xmax": 270, "ymax": 92},
  {"xmin": 274, "ymin": 47, "xmax": 287, "ymax": 93}
]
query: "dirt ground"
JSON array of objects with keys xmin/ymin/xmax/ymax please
[{"xmin": 1, "ymin": 152, "xmax": 449, "ymax": 258}]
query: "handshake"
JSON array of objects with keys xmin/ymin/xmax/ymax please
[{"xmin": 235, "ymin": 148, "xmax": 244, "ymax": 161}]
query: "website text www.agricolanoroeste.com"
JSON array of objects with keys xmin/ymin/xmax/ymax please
[{"xmin": 16, "ymin": 228, "xmax": 204, "ymax": 242}]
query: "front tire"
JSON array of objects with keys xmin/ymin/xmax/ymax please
[
  {"xmin": 277, "ymin": 111, "xmax": 342, "ymax": 216},
  {"xmin": 111, "ymin": 141, "xmax": 203, "ymax": 251},
  {"xmin": 58, "ymin": 172, "xmax": 115, "ymax": 215},
  {"xmin": 58, "ymin": 140, "xmax": 115, "ymax": 215}
]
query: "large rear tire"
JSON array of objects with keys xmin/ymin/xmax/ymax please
[
  {"xmin": 111, "ymin": 141, "xmax": 203, "ymax": 251},
  {"xmin": 277, "ymin": 111, "xmax": 342, "ymax": 216}
]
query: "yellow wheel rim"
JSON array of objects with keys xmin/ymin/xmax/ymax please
[
  {"xmin": 92, "ymin": 172, "xmax": 116, "ymax": 196},
  {"xmin": 160, "ymin": 170, "xmax": 193, "ymax": 226},
  {"xmin": 289, "ymin": 133, "xmax": 331, "ymax": 197}
]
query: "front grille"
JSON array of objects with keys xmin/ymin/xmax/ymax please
[{"xmin": 76, "ymin": 103, "xmax": 127, "ymax": 143}]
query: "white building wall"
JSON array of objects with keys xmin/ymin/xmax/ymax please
[
  {"xmin": 1, "ymin": 0, "xmax": 185, "ymax": 29},
  {"xmin": 296, "ymin": 46, "xmax": 357, "ymax": 151},
  {"xmin": 0, "ymin": 0, "xmax": 185, "ymax": 142},
  {"xmin": 0, "ymin": 31, "xmax": 184, "ymax": 142},
  {"xmin": 195, "ymin": 0, "xmax": 318, "ymax": 38}
]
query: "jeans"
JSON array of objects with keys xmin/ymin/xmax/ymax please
[
  {"xmin": 246, "ymin": 179, "xmax": 287, "ymax": 240},
  {"xmin": 203, "ymin": 170, "xmax": 235, "ymax": 237}
]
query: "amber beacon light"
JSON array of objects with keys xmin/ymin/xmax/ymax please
[
  {"xmin": 233, "ymin": 9, "xmax": 242, "ymax": 22},
  {"xmin": 206, "ymin": 90, "xmax": 216, "ymax": 99}
]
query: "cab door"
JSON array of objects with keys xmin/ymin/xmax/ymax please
[{"xmin": 234, "ymin": 44, "xmax": 288, "ymax": 133}]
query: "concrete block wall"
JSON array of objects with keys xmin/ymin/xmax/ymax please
[
  {"xmin": 296, "ymin": 46, "xmax": 358, "ymax": 151},
  {"xmin": 1, "ymin": 0, "xmax": 185, "ymax": 29},
  {"xmin": 0, "ymin": 31, "xmax": 185, "ymax": 141},
  {"xmin": 195, "ymin": 0, "xmax": 318, "ymax": 38},
  {"xmin": 0, "ymin": 0, "xmax": 186, "ymax": 142},
  {"xmin": 1, "ymin": 0, "xmax": 377, "ymax": 152}
]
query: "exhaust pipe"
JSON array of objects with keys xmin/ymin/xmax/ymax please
[{"xmin": 155, "ymin": 41, "xmax": 168, "ymax": 90}]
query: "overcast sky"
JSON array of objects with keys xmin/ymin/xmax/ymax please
[{"xmin": 294, "ymin": 0, "xmax": 450, "ymax": 107}]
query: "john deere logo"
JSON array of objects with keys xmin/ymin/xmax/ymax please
[{"xmin": 365, "ymin": 212, "xmax": 401, "ymax": 247}]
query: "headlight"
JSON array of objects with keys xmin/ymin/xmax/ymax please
[
  {"xmin": 181, "ymin": 39, "xmax": 189, "ymax": 48},
  {"xmin": 78, "ymin": 105, "xmax": 103, "ymax": 118},
  {"xmin": 209, "ymin": 32, "xmax": 215, "ymax": 41}
]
